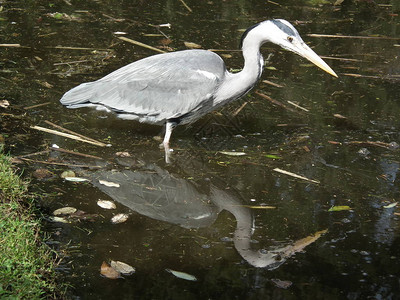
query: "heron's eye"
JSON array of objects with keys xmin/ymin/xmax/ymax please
[{"xmin": 287, "ymin": 36, "xmax": 293, "ymax": 43}]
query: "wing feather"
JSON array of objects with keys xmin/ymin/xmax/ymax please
[{"xmin": 60, "ymin": 50, "xmax": 226, "ymax": 124}]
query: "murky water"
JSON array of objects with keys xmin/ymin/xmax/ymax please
[{"xmin": 2, "ymin": 0, "xmax": 400, "ymax": 299}]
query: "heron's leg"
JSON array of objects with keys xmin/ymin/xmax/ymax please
[{"xmin": 162, "ymin": 121, "xmax": 176, "ymax": 163}]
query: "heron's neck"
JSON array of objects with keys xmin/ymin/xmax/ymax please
[
  {"xmin": 214, "ymin": 39, "xmax": 264, "ymax": 105},
  {"xmin": 241, "ymin": 39, "xmax": 264, "ymax": 80}
]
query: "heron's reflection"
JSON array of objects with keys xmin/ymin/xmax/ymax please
[{"xmin": 90, "ymin": 163, "xmax": 317, "ymax": 269}]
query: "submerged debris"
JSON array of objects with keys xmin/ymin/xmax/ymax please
[{"xmin": 166, "ymin": 269, "xmax": 197, "ymax": 281}]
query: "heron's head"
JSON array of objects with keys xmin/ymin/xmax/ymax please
[{"xmin": 240, "ymin": 19, "xmax": 338, "ymax": 77}]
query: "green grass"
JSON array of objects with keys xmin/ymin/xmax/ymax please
[{"xmin": 0, "ymin": 151, "xmax": 59, "ymax": 299}]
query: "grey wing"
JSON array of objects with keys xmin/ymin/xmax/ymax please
[{"xmin": 60, "ymin": 50, "xmax": 226, "ymax": 124}]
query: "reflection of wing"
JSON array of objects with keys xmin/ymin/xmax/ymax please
[
  {"xmin": 60, "ymin": 50, "xmax": 226, "ymax": 124},
  {"xmin": 91, "ymin": 166, "xmax": 220, "ymax": 228}
]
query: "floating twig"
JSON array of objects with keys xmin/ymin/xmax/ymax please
[
  {"xmin": 237, "ymin": 205, "xmax": 277, "ymax": 209},
  {"xmin": 307, "ymin": 33, "xmax": 399, "ymax": 40},
  {"xmin": 0, "ymin": 44, "xmax": 21, "ymax": 47},
  {"xmin": 31, "ymin": 125, "xmax": 107, "ymax": 147},
  {"xmin": 118, "ymin": 36, "xmax": 166, "ymax": 53},
  {"xmin": 53, "ymin": 60, "xmax": 89, "ymax": 66},
  {"xmin": 232, "ymin": 101, "xmax": 248, "ymax": 117},
  {"xmin": 287, "ymin": 101, "xmax": 309, "ymax": 112},
  {"xmin": 18, "ymin": 157, "xmax": 102, "ymax": 168},
  {"xmin": 255, "ymin": 91, "xmax": 298, "ymax": 113},
  {"xmin": 273, "ymin": 168, "xmax": 320, "ymax": 184},
  {"xmin": 44, "ymin": 120, "xmax": 103, "ymax": 144},
  {"xmin": 47, "ymin": 46, "xmax": 110, "ymax": 51},
  {"xmin": 50, "ymin": 146, "xmax": 104, "ymax": 160},
  {"xmin": 24, "ymin": 102, "xmax": 52, "ymax": 110},
  {"xmin": 267, "ymin": 0, "xmax": 281, "ymax": 6},
  {"xmin": 15, "ymin": 150, "xmax": 51, "ymax": 159},
  {"xmin": 178, "ymin": 0, "xmax": 193, "ymax": 13},
  {"xmin": 208, "ymin": 49, "xmax": 242, "ymax": 52},
  {"xmin": 342, "ymin": 73, "xmax": 400, "ymax": 81},
  {"xmin": 102, "ymin": 13, "xmax": 126, "ymax": 22},
  {"xmin": 346, "ymin": 140, "xmax": 396, "ymax": 149},
  {"xmin": 320, "ymin": 56, "xmax": 361, "ymax": 62},
  {"xmin": 262, "ymin": 79, "xmax": 284, "ymax": 88}
]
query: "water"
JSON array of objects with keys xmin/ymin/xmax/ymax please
[{"xmin": 2, "ymin": 0, "xmax": 400, "ymax": 299}]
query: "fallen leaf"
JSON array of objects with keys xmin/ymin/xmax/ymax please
[
  {"xmin": 184, "ymin": 41, "xmax": 202, "ymax": 49},
  {"xmin": 271, "ymin": 278, "xmax": 292, "ymax": 289},
  {"xmin": 383, "ymin": 202, "xmax": 398, "ymax": 209},
  {"xmin": 33, "ymin": 168, "xmax": 53, "ymax": 179},
  {"xmin": 110, "ymin": 261, "xmax": 135, "ymax": 275},
  {"xmin": 64, "ymin": 177, "xmax": 88, "ymax": 182},
  {"xmin": 97, "ymin": 200, "xmax": 116, "ymax": 210},
  {"xmin": 281, "ymin": 229, "xmax": 328, "ymax": 257},
  {"xmin": 111, "ymin": 213, "xmax": 129, "ymax": 224},
  {"xmin": 99, "ymin": 179, "xmax": 120, "ymax": 187},
  {"xmin": 60, "ymin": 170, "xmax": 75, "ymax": 178},
  {"xmin": 100, "ymin": 261, "xmax": 120, "ymax": 279},
  {"xmin": 166, "ymin": 269, "xmax": 197, "ymax": 281},
  {"xmin": 328, "ymin": 205, "xmax": 352, "ymax": 212},
  {"xmin": 264, "ymin": 154, "xmax": 282, "ymax": 159},
  {"xmin": 53, "ymin": 206, "xmax": 77, "ymax": 216},
  {"xmin": 115, "ymin": 151, "xmax": 131, "ymax": 157},
  {"xmin": 0, "ymin": 100, "xmax": 10, "ymax": 108},
  {"xmin": 219, "ymin": 151, "xmax": 246, "ymax": 156},
  {"xmin": 221, "ymin": 54, "xmax": 232, "ymax": 59},
  {"xmin": 333, "ymin": 113, "xmax": 347, "ymax": 119},
  {"xmin": 49, "ymin": 216, "xmax": 69, "ymax": 223}
]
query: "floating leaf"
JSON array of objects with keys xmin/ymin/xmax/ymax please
[
  {"xmin": 49, "ymin": 216, "xmax": 69, "ymax": 223},
  {"xmin": 97, "ymin": 200, "xmax": 116, "ymax": 210},
  {"xmin": 100, "ymin": 261, "xmax": 120, "ymax": 279},
  {"xmin": 64, "ymin": 177, "xmax": 88, "ymax": 182},
  {"xmin": 328, "ymin": 205, "xmax": 352, "ymax": 212},
  {"xmin": 33, "ymin": 168, "xmax": 53, "ymax": 179},
  {"xmin": 53, "ymin": 206, "xmax": 77, "ymax": 216},
  {"xmin": 110, "ymin": 261, "xmax": 135, "ymax": 275},
  {"xmin": 0, "ymin": 100, "xmax": 10, "ymax": 108},
  {"xmin": 166, "ymin": 269, "xmax": 197, "ymax": 281},
  {"xmin": 99, "ymin": 180, "xmax": 120, "ymax": 187},
  {"xmin": 264, "ymin": 154, "xmax": 282, "ymax": 159},
  {"xmin": 111, "ymin": 213, "xmax": 129, "ymax": 224},
  {"xmin": 383, "ymin": 202, "xmax": 398, "ymax": 209},
  {"xmin": 242, "ymin": 205, "xmax": 276, "ymax": 209},
  {"xmin": 333, "ymin": 113, "xmax": 347, "ymax": 119},
  {"xmin": 219, "ymin": 151, "xmax": 246, "ymax": 156},
  {"xmin": 61, "ymin": 170, "xmax": 75, "ymax": 178},
  {"xmin": 184, "ymin": 41, "xmax": 202, "ymax": 49},
  {"xmin": 115, "ymin": 151, "xmax": 131, "ymax": 157}
]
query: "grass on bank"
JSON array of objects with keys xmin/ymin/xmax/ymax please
[{"xmin": 0, "ymin": 150, "xmax": 59, "ymax": 299}]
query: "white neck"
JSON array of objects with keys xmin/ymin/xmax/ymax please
[{"xmin": 214, "ymin": 22, "xmax": 271, "ymax": 106}]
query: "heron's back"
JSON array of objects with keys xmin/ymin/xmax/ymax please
[{"xmin": 60, "ymin": 50, "xmax": 226, "ymax": 124}]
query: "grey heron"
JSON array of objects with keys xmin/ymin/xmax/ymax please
[{"xmin": 60, "ymin": 19, "xmax": 337, "ymax": 161}]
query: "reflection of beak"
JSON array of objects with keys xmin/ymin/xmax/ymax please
[{"xmin": 297, "ymin": 43, "xmax": 338, "ymax": 78}]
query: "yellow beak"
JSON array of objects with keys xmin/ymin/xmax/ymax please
[{"xmin": 298, "ymin": 43, "xmax": 338, "ymax": 78}]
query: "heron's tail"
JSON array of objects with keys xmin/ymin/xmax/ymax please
[{"xmin": 60, "ymin": 82, "xmax": 96, "ymax": 107}]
